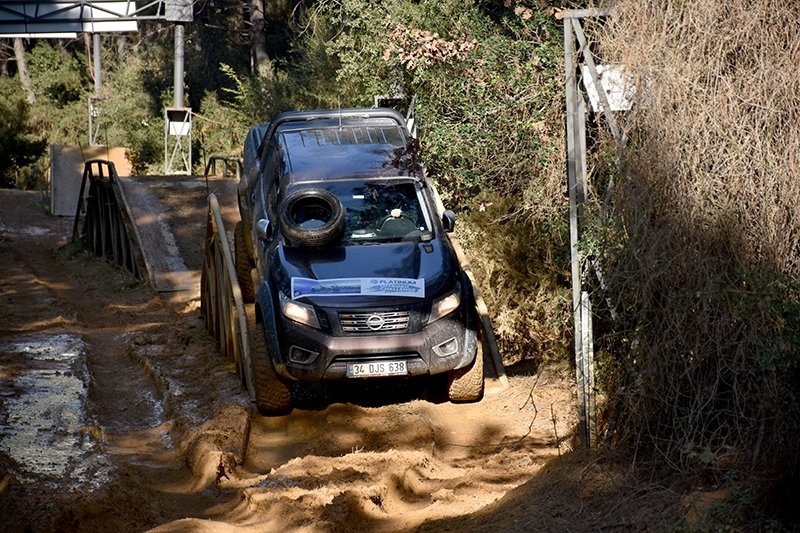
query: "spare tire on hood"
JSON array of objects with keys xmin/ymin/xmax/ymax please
[{"xmin": 280, "ymin": 188, "xmax": 345, "ymax": 246}]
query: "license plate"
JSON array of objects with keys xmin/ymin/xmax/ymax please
[{"xmin": 346, "ymin": 360, "xmax": 407, "ymax": 378}]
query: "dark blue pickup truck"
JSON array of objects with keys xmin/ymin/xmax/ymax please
[{"xmin": 235, "ymin": 108, "xmax": 483, "ymax": 414}]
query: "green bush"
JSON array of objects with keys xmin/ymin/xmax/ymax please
[
  {"xmin": 26, "ymin": 41, "xmax": 90, "ymax": 146},
  {"xmin": 0, "ymin": 77, "xmax": 46, "ymax": 189},
  {"xmin": 101, "ymin": 55, "xmax": 166, "ymax": 174},
  {"xmin": 322, "ymin": 0, "xmax": 571, "ymax": 366}
]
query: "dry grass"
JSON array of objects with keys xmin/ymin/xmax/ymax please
[
  {"xmin": 456, "ymin": 196, "xmax": 571, "ymax": 369},
  {"xmin": 592, "ymin": 0, "xmax": 800, "ymax": 483}
]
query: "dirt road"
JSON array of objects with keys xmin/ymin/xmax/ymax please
[{"xmin": 1, "ymin": 188, "xmax": 677, "ymax": 532}]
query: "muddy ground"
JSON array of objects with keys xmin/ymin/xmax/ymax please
[{"xmin": 0, "ymin": 188, "xmax": 688, "ymax": 532}]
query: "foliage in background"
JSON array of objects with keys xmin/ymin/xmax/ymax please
[
  {"xmin": 26, "ymin": 41, "xmax": 89, "ymax": 145},
  {"xmin": 101, "ymin": 52, "xmax": 166, "ymax": 174},
  {"xmin": 0, "ymin": 40, "xmax": 88, "ymax": 188},
  {"xmin": 0, "ymin": 77, "xmax": 47, "ymax": 188},
  {"xmin": 284, "ymin": 0, "xmax": 572, "ymax": 366},
  {"xmin": 594, "ymin": 0, "xmax": 800, "ymax": 499}
]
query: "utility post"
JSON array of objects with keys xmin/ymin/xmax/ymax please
[
  {"xmin": 164, "ymin": 0, "xmax": 193, "ymax": 175},
  {"xmin": 173, "ymin": 22, "xmax": 185, "ymax": 108},
  {"xmin": 89, "ymin": 32, "xmax": 103, "ymax": 145},
  {"xmin": 564, "ymin": 10, "xmax": 593, "ymax": 451}
]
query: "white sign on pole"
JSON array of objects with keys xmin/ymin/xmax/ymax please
[{"xmin": 581, "ymin": 64, "xmax": 635, "ymax": 113}]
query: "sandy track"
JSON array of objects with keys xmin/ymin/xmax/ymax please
[{"xmin": 1, "ymin": 189, "xmax": 581, "ymax": 532}]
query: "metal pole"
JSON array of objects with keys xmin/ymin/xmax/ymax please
[
  {"xmin": 173, "ymin": 23, "xmax": 185, "ymax": 108},
  {"xmin": 564, "ymin": 16, "xmax": 590, "ymax": 451},
  {"xmin": 92, "ymin": 33, "xmax": 101, "ymax": 97}
]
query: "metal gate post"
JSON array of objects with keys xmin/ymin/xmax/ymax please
[
  {"xmin": 89, "ymin": 33, "xmax": 103, "ymax": 146},
  {"xmin": 564, "ymin": 8, "xmax": 620, "ymax": 450},
  {"xmin": 565, "ymin": 14, "xmax": 592, "ymax": 451},
  {"xmin": 173, "ymin": 22, "xmax": 185, "ymax": 108}
]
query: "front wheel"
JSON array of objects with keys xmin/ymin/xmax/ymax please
[
  {"xmin": 447, "ymin": 329, "xmax": 485, "ymax": 402},
  {"xmin": 249, "ymin": 318, "xmax": 292, "ymax": 415}
]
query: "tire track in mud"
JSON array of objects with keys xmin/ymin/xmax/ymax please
[
  {"xmin": 0, "ymin": 191, "xmax": 230, "ymax": 531},
  {"xmin": 223, "ymin": 380, "xmax": 575, "ymax": 532}
]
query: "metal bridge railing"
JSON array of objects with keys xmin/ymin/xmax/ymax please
[
  {"xmin": 200, "ymin": 193, "xmax": 255, "ymax": 401},
  {"xmin": 72, "ymin": 159, "xmax": 144, "ymax": 279},
  {"xmin": 204, "ymin": 155, "xmax": 243, "ymax": 181}
]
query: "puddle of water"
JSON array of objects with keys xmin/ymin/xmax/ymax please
[
  {"xmin": 0, "ymin": 333, "xmax": 110, "ymax": 488},
  {"xmin": 0, "ymin": 223, "xmax": 53, "ymax": 236}
]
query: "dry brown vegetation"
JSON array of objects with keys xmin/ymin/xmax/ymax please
[{"xmin": 590, "ymin": 0, "xmax": 800, "ymax": 513}]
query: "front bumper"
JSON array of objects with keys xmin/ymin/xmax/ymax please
[{"xmin": 273, "ymin": 311, "xmax": 477, "ymax": 381}]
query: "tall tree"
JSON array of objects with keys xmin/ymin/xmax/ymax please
[
  {"xmin": 249, "ymin": 0, "xmax": 272, "ymax": 78},
  {"xmin": 13, "ymin": 38, "xmax": 35, "ymax": 104}
]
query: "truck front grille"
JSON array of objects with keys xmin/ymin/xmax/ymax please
[{"xmin": 339, "ymin": 310, "xmax": 410, "ymax": 334}]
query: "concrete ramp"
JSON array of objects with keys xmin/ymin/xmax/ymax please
[{"xmin": 116, "ymin": 175, "xmax": 240, "ymax": 294}]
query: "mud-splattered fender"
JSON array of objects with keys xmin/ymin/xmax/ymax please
[
  {"xmin": 254, "ymin": 280, "xmax": 288, "ymax": 374},
  {"xmin": 452, "ymin": 271, "xmax": 479, "ymax": 370}
]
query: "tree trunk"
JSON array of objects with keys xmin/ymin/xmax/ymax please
[
  {"xmin": 249, "ymin": 0, "xmax": 272, "ymax": 78},
  {"xmin": 13, "ymin": 38, "xmax": 35, "ymax": 104},
  {"xmin": 116, "ymin": 35, "xmax": 128, "ymax": 62},
  {"xmin": 83, "ymin": 33, "xmax": 95, "ymax": 85}
]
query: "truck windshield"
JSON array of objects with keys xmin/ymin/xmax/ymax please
[{"xmin": 315, "ymin": 180, "xmax": 433, "ymax": 244}]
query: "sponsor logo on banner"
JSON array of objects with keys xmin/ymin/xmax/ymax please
[{"xmin": 291, "ymin": 277, "xmax": 425, "ymax": 299}]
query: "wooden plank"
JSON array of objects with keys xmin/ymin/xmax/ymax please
[
  {"xmin": 204, "ymin": 193, "xmax": 255, "ymax": 402},
  {"xmin": 116, "ymin": 175, "xmax": 240, "ymax": 294},
  {"xmin": 450, "ymin": 238, "xmax": 509, "ymax": 392},
  {"xmin": 572, "ymin": 19, "xmax": 623, "ymax": 146},
  {"xmin": 117, "ymin": 176, "xmax": 196, "ymax": 293},
  {"xmin": 562, "ymin": 8, "xmax": 614, "ymax": 19}
]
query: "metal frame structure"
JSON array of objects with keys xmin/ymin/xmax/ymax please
[
  {"xmin": 88, "ymin": 96, "xmax": 104, "ymax": 146},
  {"xmin": 72, "ymin": 159, "xmax": 144, "ymax": 278},
  {"xmin": 0, "ymin": 1, "xmax": 191, "ymax": 29},
  {"xmin": 0, "ymin": 0, "xmax": 192, "ymax": 158},
  {"xmin": 165, "ymin": 107, "xmax": 192, "ymax": 175},
  {"xmin": 563, "ymin": 8, "xmax": 630, "ymax": 450}
]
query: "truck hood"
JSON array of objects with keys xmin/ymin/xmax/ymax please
[{"xmin": 272, "ymin": 239, "xmax": 457, "ymax": 303}]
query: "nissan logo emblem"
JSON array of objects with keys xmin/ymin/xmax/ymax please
[{"xmin": 366, "ymin": 314, "xmax": 385, "ymax": 330}]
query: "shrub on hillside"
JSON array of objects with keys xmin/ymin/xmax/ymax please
[{"xmin": 596, "ymin": 0, "xmax": 800, "ymax": 487}]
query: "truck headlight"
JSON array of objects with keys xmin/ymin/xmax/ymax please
[
  {"xmin": 280, "ymin": 291, "xmax": 321, "ymax": 329},
  {"xmin": 429, "ymin": 286, "xmax": 461, "ymax": 323}
]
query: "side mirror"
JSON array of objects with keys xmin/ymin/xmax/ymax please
[
  {"xmin": 256, "ymin": 218, "xmax": 271, "ymax": 241},
  {"xmin": 442, "ymin": 210, "xmax": 456, "ymax": 233}
]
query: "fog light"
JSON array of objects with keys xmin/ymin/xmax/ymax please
[
  {"xmin": 289, "ymin": 345, "xmax": 319, "ymax": 365},
  {"xmin": 433, "ymin": 337, "xmax": 459, "ymax": 357}
]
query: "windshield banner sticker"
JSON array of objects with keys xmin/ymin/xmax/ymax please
[{"xmin": 291, "ymin": 277, "xmax": 425, "ymax": 299}]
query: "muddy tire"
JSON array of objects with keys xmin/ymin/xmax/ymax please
[
  {"xmin": 447, "ymin": 330, "xmax": 485, "ymax": 402},
  {"xmin": 234, "ymin": 221, "xmax": 255, "ymax": 303},
  {"xmin": 280, "ymin": 188, "xmax": 344, "ymax": 246},
  {"xmin": 249, "ymin": 318, "xmax": 292, "ymax": 415}
]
